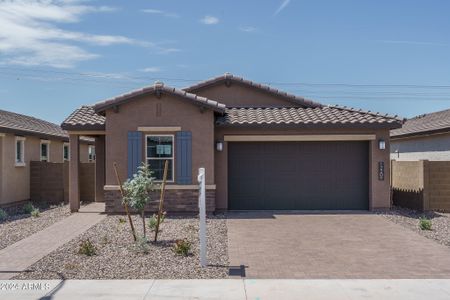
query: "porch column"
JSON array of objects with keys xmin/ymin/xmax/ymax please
[
  {"xmin": 95, "ymin": 135, "xmax": 105, "ymax": 202},
  {"xmin": 69, "ymin": 134, "xmax": 80, "ymax": 212}
]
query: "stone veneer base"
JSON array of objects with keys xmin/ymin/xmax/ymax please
[{"xmin": 104, "ymin": 189, "xmax": 216, "ymax": 214}]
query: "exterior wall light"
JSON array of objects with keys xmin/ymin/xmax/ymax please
[
  {"xmin": 378, "ymin": 139, "xmax": 386, "ymax": 150},
  {"xmin": 216, "ymin": 141, "xmax": 223, "ymax": 152}
]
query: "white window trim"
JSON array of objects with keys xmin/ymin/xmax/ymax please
[
  {"xmin": 15, "ymin": 136, "xmax": 26, "ymax": 167},
  {"xmin": 145, "ymin": 134, "xmax": 175, "ymax": 182},
  {"xmin": 40, "ymin": 140, "xmax": 51, "ymax": 162},
  {"xmin": 88, "ymin": 145, "xmax": 96, "ymax": 162},
  {"xmin": 63, "ymin": 142, "xmax": 70, "ymax": 161}
]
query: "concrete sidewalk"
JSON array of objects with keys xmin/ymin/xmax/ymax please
[
  {"xmin": 1, "ymin": 279, "xmax": 450, "ymax": 299},
  {"xmin": 0, "ymin": 203, "xmax": 105, "ymax": 280}
]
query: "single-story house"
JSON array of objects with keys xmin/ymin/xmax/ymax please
[
  {"xmin": 391, "ymin": 109, "xmax": 450, "ymax": 161},
  {"xmin": 0, "ymin": 109, "xmax": 94, "ymax": 207},
  {"xmin": 61, "ymin": 74, "xmax": 402, "ymax": 213}
]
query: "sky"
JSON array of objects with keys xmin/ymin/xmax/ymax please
[{"xmin": 0, "ymin": 0, "xmax": 449, "ymax": 124}]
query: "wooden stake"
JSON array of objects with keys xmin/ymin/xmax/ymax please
[
  {"xmin": 113, "ymin": 162, "xmax": 137, "ymax": 241},
  {"xmin": 154, "ymin": 160, "xmax": 169, "ymax": 242}
]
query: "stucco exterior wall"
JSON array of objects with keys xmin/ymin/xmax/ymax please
[
  {"xmin": 190, "ymin": 82, "xmax": 304, "ymax": 107},
  {"xmin": 0, "ymin": 133, "xmax": 92, "ymax": 206},
  {"xmin": 215, "ymin": 127, "xmax": 391, "ymax": 210},
  {"xmin": 390, "ymin": 133, "xmax": 450, "ymax": 161},
  {"xmin": 104, "ymin": 93, "xmax": 215, "ymax": 186}
]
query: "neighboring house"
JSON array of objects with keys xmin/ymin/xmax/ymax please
[
  {"xmin": 0, "ymin": 109, "xmax": 93, "ymax": 206},
  {"xmin": 61, "ymin": 73, "xmax": 402, "ymax": 213},
  {"xmin": 391, "ymin": 109, "xmax": 450, "ymax": 161}
]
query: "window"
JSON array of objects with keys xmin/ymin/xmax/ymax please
[
  {"xmin": 63, "ymin": 143, "xmax": 70, "ymax": 161},
  {"xmin": 40, "ymin": 140, "xmax": 50, "ymax": 162},
  {"xmin": 15, "ymin": 136, "xmax": 25, "ymax": 166},
  {"xmin": 146, "ymin": 135, "xmax": 174, "ymax": 181},
  {"xmin": 88, "ymin": 145, "xmax": 96, "ymax": 162}
]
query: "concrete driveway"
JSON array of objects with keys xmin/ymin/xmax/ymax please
[{"xmin": 227, "ymin": 212, "xmax": 450, "ymax": 279}]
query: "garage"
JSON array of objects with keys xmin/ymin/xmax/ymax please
[{"xmin": 228, "ymin": 141, "xmax": 369, "ymax": 210}]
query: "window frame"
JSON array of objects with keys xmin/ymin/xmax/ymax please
[
  {"xmin": 15, "ymin": 136, "xmax": 26, "ymax": 167},
  {"xmin": 88, "ymin": 145, "xmax": 96, "ymax": 162},
  {"xmin": 63, "ymin": 142, "xmax": 70, "ymax": 161},
  {"xmin": 40, "ymin": 140, "xmax": 51, "ymax": 162},
  {"xmin": 145, "ymin": 134, "xmax": 175, "ymax": 182}
]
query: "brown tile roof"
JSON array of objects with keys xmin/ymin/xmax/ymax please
[
  {"xmin": 61, "ymin": 106, "xmax": 106, "ymax": 131},
  {"xmin": 183, "ymin": 73, "xmax": 323, "ymax": 108},
  {"xmin": 216, "ymin": 106, "xmax": 403, "ymax": 128},
  {"xmin": 391, "ymin": 108, "xmax": 450, "ymax": 138},
  {"xmin": 94, "ymin": 82, "xmax": 226, "ymax": 113},
  {"xmin": 0, "ymin": 109, "xmax": 68, "ymax": 139}
]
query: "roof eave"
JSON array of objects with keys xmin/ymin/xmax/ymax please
[
  {"xmin": 0, "ymin": 126, "xmax": 68, "ymax": 141},
  {"xmin": 215, "ymin": 122, "xmax": 403, "ymax": 129},
  {"xmin": 391, "ymin": 126, "xmax": 450, "ymax": 140},
  {"xmin": 61, "ymin": 124, "xmax": 106, "ymax": 131}
]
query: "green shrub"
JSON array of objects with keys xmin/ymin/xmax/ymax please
[
  {"xmin": 23, "ymin": 202, "xmax": 35, "ymax": 214},
  {"xmin": 31, "ymin": 208, "xmax": 40, "ymax": 218},
  {"xmin": 78, "ymin": 239, "xmax": 96, "ymax": 256},
  {"xmin": 148, "ymin": 212, "xmax": 166, "ymax": 231},
  {"xmin": 173, "ymin": 239, "xmax": 191, "ymax": 257},
  {"xmin": 133, "ymin": 235, "xmax": 150, "ymax": 254},
  {"xmin": 0, "ymin": 209, "xmax": 7, "ymax": 221},
  {"xmin": 419, "ymin": 217, "xmax": 432, "ymax": 230},
  {"xmin": 118, "ymin": 217, "xmax": 127, "ymax": 224}
]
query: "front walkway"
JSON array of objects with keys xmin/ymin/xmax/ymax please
[
  {"xmin": 227, "ymin": 212, "xmax": 450, "ymax": 278},
  {"xmin": 1, "ymin": 279, "xmax": 450, "ymax": 299},
  {"xmin": 0, "ymin": 203, "xmax": 105, "ymax": 280}
]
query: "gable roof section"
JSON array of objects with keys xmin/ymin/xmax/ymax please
[
  {"xmin": 184, "ymin": 73, "xmax": 323, "ymax": 108},
  {"xmin": 217, "ymin": 105, "xmax": 402, "ymax": 129},
  {"xmin": 0, "ymin": 109, "xmax": 68, "ymax": 140},
  {"xmin": 93, "ymin": 82, "xmax": 226, "ymax": 114},
  {"xmin": 61, "ymin": 106, "xmax": 106, "ymax": 131},
  {"xmin": 391, "ymin": 108, "xmax": 450, "ymax": 139}
]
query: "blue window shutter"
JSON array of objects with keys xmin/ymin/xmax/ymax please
[
  {"xmin": 176, "ymin": 131, "xmax": 192, "ymax": 184},
  {"xmin": 127, "ymin": 131, "xmax": 143, "ymax": 179}
]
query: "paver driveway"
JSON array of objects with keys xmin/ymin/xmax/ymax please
[{"xmin": 227, "ymin": 212, "xmax": 450, "ymax": 279}]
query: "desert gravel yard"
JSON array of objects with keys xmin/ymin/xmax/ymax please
[
  {"xmin": 378, "ymin": 207, "xmax": 450, "ymax": 248},
  {"xmin": 13, "ymin": 214, "xmax": 229, "ymax": 279},
  {"xmin": 0, "ymin": 203, "xmax": 70, "ymax": 250}
]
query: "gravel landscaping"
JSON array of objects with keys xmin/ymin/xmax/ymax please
[
  {"xmin": 0, "ymin": 203, "xmax": 70, "ymax": 250},
  {"xmin": 14, "ymin": 214, "xmax": 229, "ymax": 279},
  {"xmin": 378, "ymin": 207, "xmax": 450, "ymax": 247}
]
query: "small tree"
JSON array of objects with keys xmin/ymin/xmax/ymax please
[{"xmin": 123, "ymin": 163, "xmax": 156, "ymax": 238}]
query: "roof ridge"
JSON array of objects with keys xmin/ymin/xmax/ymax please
[
  {"xmin": 92, "ymin": 82, "xmax": 226, "ymax": 113},
  {"xmin": 0, "ymin": 108, "xmax": 62, "ymax": 128},
  {"xmin": 326, "ymin": 104, "xmax": 403, "ymax": 121},
  {"xmin": 183, "ymin": 73, "xmax": 323, "ymax": 108}
]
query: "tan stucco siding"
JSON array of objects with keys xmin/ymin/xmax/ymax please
[
  {"xmin": 215, "ymin": 127, "xmax": 391, "ymax": 210},
  {"xmin": 191, "ymin": 82, "xmax": 304, "ymax": 107},
  {"xmin": 104, "ymin": 93, "xmax": 215, "ymax": 186},
  {"xmin": 0, "ymin": 133, "xmax": 91, "ymax": 205}
]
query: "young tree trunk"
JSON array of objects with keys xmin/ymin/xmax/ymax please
[
  {"xmin": 154, "ymin": 160, "xmax": 169, "ymax": 242},
  {"xmin": 113, "ymin": 162, "xmax": 137, "ymax": 241},
  {"xmin": 142, "ymin": 210, "xmax": 146, "ymax": 237}
]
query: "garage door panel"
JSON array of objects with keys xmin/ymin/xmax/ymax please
[{"xmin": 228, "ymin": 141, "xmax": 369, "ymax": 210}]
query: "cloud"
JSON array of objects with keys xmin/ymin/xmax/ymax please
[
  {"xmin": 200, "ymin": 15, "xmax": 219, "ymax": 25},
  {"xmin": 141, "ymin": 8, "xmax": 179, "ymax": 18},
  {"xmin": 274, "ymin": 0, "xmax": 290, "ymax": 15},
  {"xmin": 239, "ymin": 26, "xmax": 257, "ymax": 33},
  {"xmin": 0, "ymin": 0, "xmax": 150, "ymax": 68},
  {"xmin": 157, "ymin": 48, "xmax": 181, "ymax": 54},
  {"xmin": 139, "ymin": 67, "xmax": 161, "ymax": 73},
  {"xmin": 376, "ymin": 40, "xmax": 447, "ymax": 46}
]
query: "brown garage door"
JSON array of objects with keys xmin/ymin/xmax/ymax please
[{"xmin": 228, "ymin": 141, "xmax": 369, "ymax": 210}]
